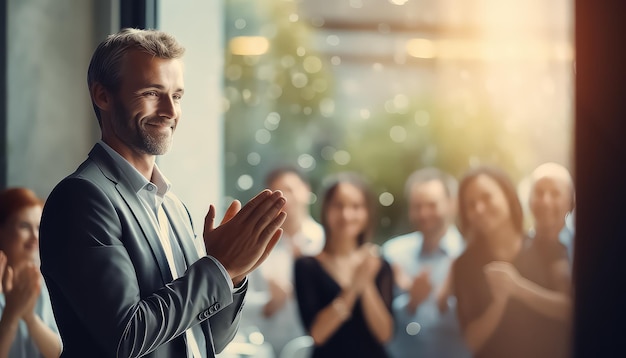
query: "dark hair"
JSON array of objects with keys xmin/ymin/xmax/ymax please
[
  {"xmin": 264, "ymin": 165, "xmax": 309, "ymax": 188},
  {"xmin": 87, "ymin": 28, "xmax": 185, "ymax": 124},
  {"xmin": 0, "ymin": 188, "xmax": 43, "ymax": 227},
  {"xmin": 319, "ymin": 172, "xmax": 375, "ymax": 249},
  {"xmin": 457, "ymin": 166, "xmax": 523, "ymax": 237},
  {"xmin": 404, "ymin": 167, "xmax": 458, "ymax": 199}
]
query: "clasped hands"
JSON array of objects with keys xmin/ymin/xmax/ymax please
[
  {"xmin": 350, "ymin": 244, "xmax": 383, "ymax": 295},
  {"xmin": 0, "ymin": 251, "xmax": 41, "ymax": 323},
  {"xmin": 483, "ymin": 261, "xmax": 521, "ymax": 303},
  {"xmin": 203, "ymin": 190, "xmax": 287, "ymax": 286}
]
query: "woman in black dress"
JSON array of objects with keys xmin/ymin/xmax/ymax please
[
  {"xmin": 452, "ymin": 166, "xmax": 571, "ymax": 358},
  {"xmin": 294, "ymin": 172, "xmax": 393, "ymax": 358}
]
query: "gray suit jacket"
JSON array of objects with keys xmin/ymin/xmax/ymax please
[{"xmin": 40, "ymin": 144, "xmax": 245, "ymax": 358}]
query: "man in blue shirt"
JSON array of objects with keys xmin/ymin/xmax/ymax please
[{"xmin": 382, "ymin": 168, "xmax": 470, "ymax": 358}]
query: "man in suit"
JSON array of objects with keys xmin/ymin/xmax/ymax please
[{"xmin": 39, "ymin": 28, "xmax": 286, "ymax": 357}]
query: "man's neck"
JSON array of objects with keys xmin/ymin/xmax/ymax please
[{"xmin": 103, "ymin": 139, "xmax": 156, "ymax": 180}]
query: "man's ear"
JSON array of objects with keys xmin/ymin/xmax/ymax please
[{"xmin": 91, "ymin": 82, "xmax": 112, "ymax": 113}]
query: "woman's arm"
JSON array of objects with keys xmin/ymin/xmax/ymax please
[
  {"xmin": 295, "ymin": 257, "xmax": 358, "ymax": 346},
  {"xmin": 23, "ymin": 314, "xmax": 62, "ymax": 358},
  {"xmin": 308, "ymin": 288, "xmax": 358, "ymax": 345},
  {"xmin": 360, "ymin": 259, "xmax": 394, "ymax": 344},
  {"xmin": 459, "ymin": 261, "xmax": 515, "ymax": 353},
  {"xmin": 510, "ymin": 259, "xmax": 572, "ymax": 321},
  {"xmin": 0, "ymin": 263, "xmax": 42, "ymax": 358},
  {"xmin": 461, "ymin": 293, "xmax": 508, "ymax": 352}
]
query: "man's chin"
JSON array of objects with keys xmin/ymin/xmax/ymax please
[{"xmin": 142, "ymin": 137, "xmax": 173, "ymax": 155}]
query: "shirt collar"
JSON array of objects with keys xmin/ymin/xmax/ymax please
[
  {"xmin": 419, "ymin": 227, "xmax": 464, "ymax": 257},
  {"xmin": 98, "ymin": 140, "xmax": 171, "ymax": 197}
]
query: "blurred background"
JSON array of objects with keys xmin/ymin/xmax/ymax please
[
  {"xmin": 221, "ymin": 0, "xmax": 573, "ymax": 242},
  {"xmin": 0, "ymin": 0, "xmax": 572, "ymax": 241}
]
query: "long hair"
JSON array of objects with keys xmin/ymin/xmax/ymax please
[{"xmin": 319, "ymin": 172, "xmax": 376, "ymax": 249}]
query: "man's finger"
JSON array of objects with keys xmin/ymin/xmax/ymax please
[
  {"xmin": 233, "ymin": 189, "xmax": 273, "ymax": 222},
  {"xmin": 251, "ymin": 193, "xmax": 286, "ymax": 236},
  {"xmin": 220, "ymin": 200, "xmax": 241, "ymax": 225},
  {"xmin": 204, "ymin": 205, "xmax": 216, "ymax": 234},
  {"xmin": 252, "ymin": 227, "xmax": 284, "ymax": 272}
]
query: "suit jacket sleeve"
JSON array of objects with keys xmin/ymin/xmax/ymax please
[{"xmin": 40, "ymin": 177, "xmax": 236, "ymax": 357}]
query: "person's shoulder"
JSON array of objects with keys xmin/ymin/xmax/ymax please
[
  {"xmin": 442, "ymin": 226, "xmax": 466, "ymax": 257},
  {"xmin": 295, "ymin": 255, "xmax": 318, "ymax": 266},
  {"xmin": 381, "ymin": 232, "xmax": 421, "ymax": 258},
  {"xmin": 294, "ymin": 255, "xmax": 321, "ymax": 275},
  {"xmin": 302, "ymin": 216, "xmax": 324, "ymax": 240},
  {"xmin": 451, "ymin": 244, "xmax": 477, "ymax": 275}
]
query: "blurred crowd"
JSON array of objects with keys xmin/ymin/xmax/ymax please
[
  {"xmin": 231, "ymin": 162, "xmax": 574, "ymax": 358},
  {"xmin": 0, "ymin": 162, "xmax": 573, "ymax": 358}
]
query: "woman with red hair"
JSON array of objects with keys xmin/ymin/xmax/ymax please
[{"xmin": 0, "ymin": 188, "xmax": 61, "ymax": 357}]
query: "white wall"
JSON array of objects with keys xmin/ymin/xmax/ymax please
[{"xmin": 6, "ymin": 0, "xmax": 116, "ymax": 198}]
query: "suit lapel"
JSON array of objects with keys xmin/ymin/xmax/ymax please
[
  {"xmin": 163, "ymin": 196, "xmax": 216, "ymax": 356},
  {"xmin": 162, "ymin": 196, "xmax": 200, "ymax": 265},
  {"xmin": 163, "ymin": 197, "xmax": 216, "ymax": 357},
  {"xmin": 89, "ymin": 144, "xmax": 173, "ymax": 284}
]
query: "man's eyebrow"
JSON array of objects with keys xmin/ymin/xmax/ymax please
[{"xmin": 141, "ymin": 84, "xmax": 185, "ymax": 93}]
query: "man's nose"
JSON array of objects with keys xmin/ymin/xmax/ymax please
[{"xmin": 158, "ymin": 96, "xmax": 177, "ymax": 118}]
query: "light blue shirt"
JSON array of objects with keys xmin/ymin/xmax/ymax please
[
  {"xmin": 382, "ymin": 228, "xmax": 470, "ymax": 358},
  {"xmin": 560, "ymin": 211, "xmax": 575, "ymax": 263},
  {"xmin": 0, "ymin": 279, "xmax": 61, "ymax": 357}
]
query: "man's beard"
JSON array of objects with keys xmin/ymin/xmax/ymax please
[
  {"xmin": 112, "ymin": 100, "xmax": 174, "ymax": 155},
  {"xmin": 139, "ymin": 124, "xmax": 173, "ymax": 155}
]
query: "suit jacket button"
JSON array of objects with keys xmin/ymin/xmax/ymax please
[{"xmin": 198, "ymin": 310, "xmax": 209, "ymax": 320}]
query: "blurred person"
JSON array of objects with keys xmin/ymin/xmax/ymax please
[
  {"xmin": 0, "ymin": 188, "xmax": 62, "ymax": 358},
  {"xmin": 382, "ymin": 168, "xmax": 469, "ymax": 358},
  {"xmin": 452, "ymin": 166, "xmax": 571, "ymax": 358},
  {"xmin": 294, "ymin": 172, "xmax": 393, "ymax": 358},
  {"xmin": 528, "ymin": 162, "xmax": 575, "ymax": 263},
  {"xmin": 39, "ymin": 28, "xmax": 286, "ymax": 358},
  {"xmin": 241, "ymin": 166, "xmax": 324, "ymax": 356}
]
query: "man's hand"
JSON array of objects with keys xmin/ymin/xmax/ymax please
[
  {"xmin": 407, "ymin": 269, "xmax": 432, "ymax": 314},
  {"xmin": 203, "ymin": 190, "xmax": 287, "ymax": 285},
  {"xmin": 262, "ymin": 278, "xmax": 291, "ymax": 318}
]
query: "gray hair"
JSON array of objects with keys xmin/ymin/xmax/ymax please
[{"xmin": 404, "ymin": 167, "xmax": 458, "ymax": 200}]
